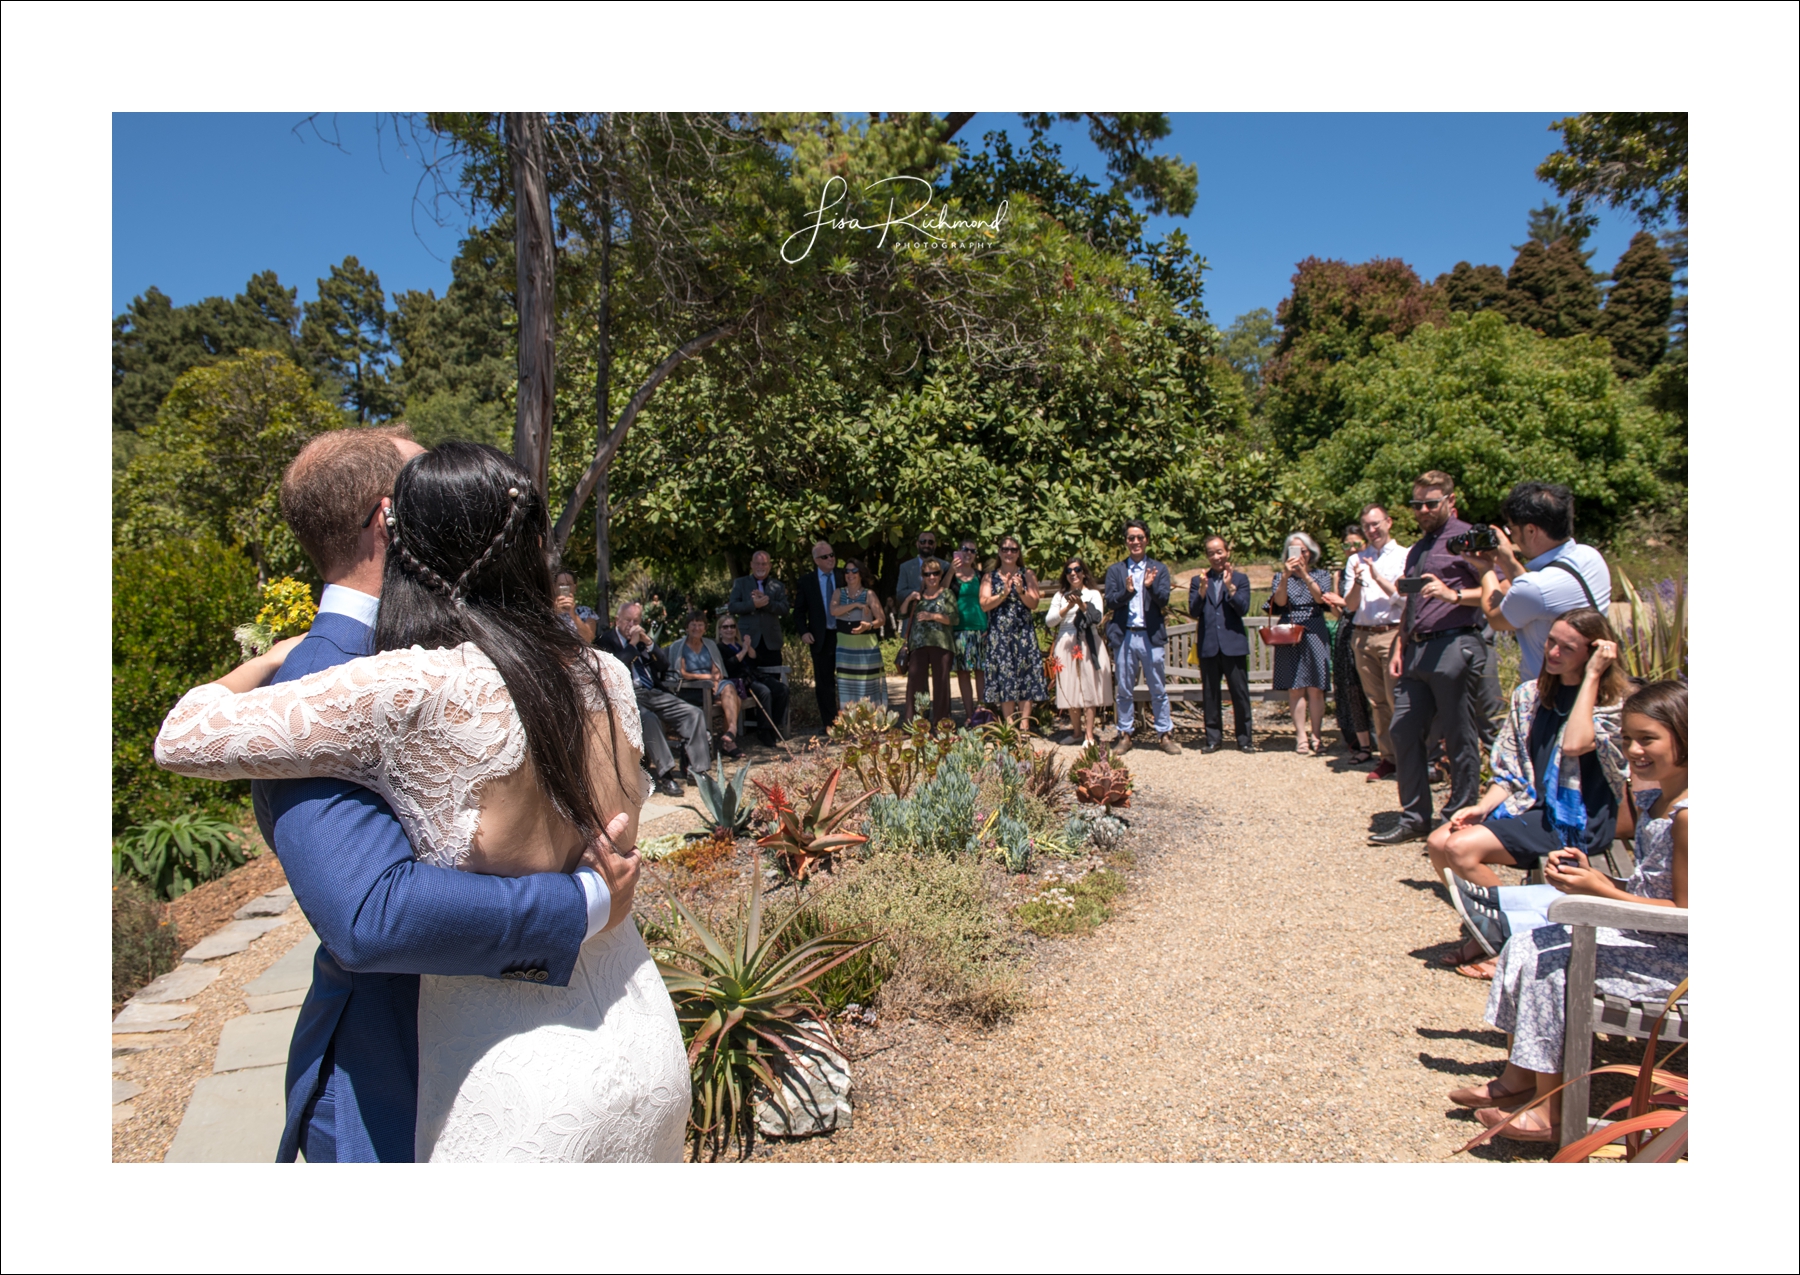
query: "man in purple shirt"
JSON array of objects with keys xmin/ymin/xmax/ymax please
[{"xmin": 1369, "ymin": 470, "xmax": 1490, "ymax": 845}]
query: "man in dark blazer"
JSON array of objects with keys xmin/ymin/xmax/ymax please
[
  {"xmin": 725, "ymin": 549, "xmax": 790, "ymax": 668},
  {"xmin": 792, "ymin": 539, "xmax": 845, "ymax": 727},
  {"xmin": 1102, "ymin": 519, "xmax": 1179, "ymax": 755},
  {"xmin": 597, "ymin": 600, "xmax": 709, "ymax": 791},
  {"xmin": 1187, "ymin": 534, "xmax": 1256, "ymax": 754},
  {"xmin": 254, "ymin": 429, "xmax": 629, "ymax": 1162}
]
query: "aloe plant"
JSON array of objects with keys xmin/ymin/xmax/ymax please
[
  {"xmin": 654, "ymin": 857, "xmax": 875, "ymax": 1160},
  {"xmin": 114, "ymin": 812, "xmax": 250, "ymax": 900},
  {"xmin": 754, "ymin": 767, "xmax": 876, "ymax": 881},
  {"xmin": 1613, "ymin": 567, "xmax": 1687, "ymax": 683},
  {"xmin": 687, "ymin": 755, "xmax": 755, "ymax": 836}
]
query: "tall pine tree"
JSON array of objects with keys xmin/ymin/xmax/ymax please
[
  {"xmin": 1437, "ymin": 261, "xmax": 1508, "ymax": 315},
  {"xmin": 1499, "ymin": 238, "xmax": 1600, "ymax": 339},
  {"xmin": 1600, "ymin": 231, "xmax": 1673, "ymax": 379},
  {"xmin": 301, "ymin": 256, "xmax": 398, "ymax": 423}
]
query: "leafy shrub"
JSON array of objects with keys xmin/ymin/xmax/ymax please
[
  {"xmin": 113, "ymin": 877, "xmax": 181, "ymax": 1007},
  {"xmin": 1016, "ymin": 869, "xmax": 1128, "ymax": 938},
  {"xmin": 865, "ymin": 756, "xmax": 979, "ymax": 858},
  {"xmin": 115, "ymin": 812, "xmax": 252, "ymax": 900},
  {"xmin": 113, "ymin": 536, "xmax": 260, "ymax": 834}
]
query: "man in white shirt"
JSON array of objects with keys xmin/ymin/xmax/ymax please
[
  {"xmin": 1340, "ymin": 503, "xmax": 1410, "ymax": 782},
  {"xmin": 1466, "ymin": 482, "xmax": 1611, "ymax": 679}
]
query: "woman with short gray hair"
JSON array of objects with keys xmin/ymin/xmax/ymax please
[{"xmin": 1267, "ymin": 531, "xmax": 1334, "ymax": 755}]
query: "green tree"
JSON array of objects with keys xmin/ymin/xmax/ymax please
[
  {"xmin": 1290, "ymin": 312, "xmax": 1679, "ymax": 541},
  {"xmin": 302, "ymin": 255, "xmax": 399, "ymax": 423},
  {"xmin": 1498, "ymin": 238, "xmax": 1600, "ymax": 339},
  {"xmin": 1436, "ymin": 261, "xmax": 1509, "ymax": 316},
  {"xmin": 1537, "ymin": 112, "xmax": 1687, "ymax": 230},
  {"xmin": 115, "ymin": 350, "xmax": 345, "ymax": 583},
  {"xmin": 390, "ymin": 222, "xmax": 517, "ymax": 447},
  {"xmin": 1262, "ymin": 257, "xmax": 1448, "ymax": 456},
  {"xmin": 113, "ymin": 537, "xmax": 260, "ymax": 833},
  {"xmin": 1216, "ymin": 308, "xmax": 1277, "ymax": 393},
  {"xmin": 1516, "ymin": 200, "xmax": 1596, "ymax": 265},
  {"xmin": 113, "ymin": 271, "xmax": 300, "ymax": 443},
  {"xmin": 1599, "ymin": 231, "xmax": 1673, "ymax": 380}
]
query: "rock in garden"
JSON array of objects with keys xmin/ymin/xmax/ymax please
[
  {"xmin": 754, "ymin": 1020, "xmax": 853, "ymax": 1138},
  {"xmin": 131, "ymin": 964, "xmax": 220, "ymax": 1003}
]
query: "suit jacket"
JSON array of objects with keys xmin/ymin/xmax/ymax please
[
  {"xmin": 725, "ymin": 575, "xmax": 789, "ymax": 654},
  {"xmin": 1103, "ymin": 557, "xmax": 1173, "ymax": 649},
  {"xmin": 255, "ymin": 611, "xmax": 587, "ymax": 1162},
  {"xmin": 1188, "ymin": 568, "xmax": 1252, "ymax": 659},
  {"xmin": 597, "ymin": 626, "xmax": 673, "ymax": 693},
  {"xmin": 792, "ymin": 568, "xmax": 846, "ymax": 642}
]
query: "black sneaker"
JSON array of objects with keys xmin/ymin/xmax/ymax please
[
  {"xmin": 1445, "ymin": 870, "xmax": 1511, "ymax": 957},
  {"xmin": 1368, "ymin": 822, "xmax": 1429, "ymax": 846},
  {"xmin": 1238, "ymin": 742, "xmax": 1256, "ymax": 754},
  {"xmin": 656, "ymin": 775, "xmax": 685, "ymax": 799}
]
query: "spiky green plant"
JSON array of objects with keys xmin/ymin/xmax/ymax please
[
  {"xmin": 1613, "ymin": 567, "xmax": 1687, "ymax": 682},
  {"xmin": 655, "ymin": 857, "xmax": 875, "ymax": 1161},
  {"xmin": 754, "ymin": 767, "xmax": 876, "ymax": 881},
  {"xmin": 114, "ymin": 812, "xmax": 251, "ymax": 900},
  {"xmin": 995, "ymin": 813, "xmax": 1033, "ymax": 873},
  {"xmin": 688, "ymin": 755, "xmax": 755, "ymax": 836}
]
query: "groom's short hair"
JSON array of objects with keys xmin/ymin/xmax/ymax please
[{"xmin": 281, "ymin": 426, "xmax": 414, "ymax": 578}]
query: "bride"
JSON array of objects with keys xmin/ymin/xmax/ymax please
[{"xmin": 155, "ymin": 442, "xmax": 690, "ymax": 1162}]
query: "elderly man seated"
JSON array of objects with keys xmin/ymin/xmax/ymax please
[{"xmin": 597, "ymin": 600, "xmax": 710, "ymax": 795}]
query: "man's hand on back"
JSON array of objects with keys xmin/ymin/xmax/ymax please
[{"xmin": 581, "ymin": 812, "xmax": 640, "ymax": 932}]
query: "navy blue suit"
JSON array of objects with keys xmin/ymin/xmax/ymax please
[
  {"xmin": 1187, "ymin": 568, "xmax": 1254, "ymax": 748},
  {"xmin": 254, "ymin": 611, "xmax": 587, "ymax": 1162}
]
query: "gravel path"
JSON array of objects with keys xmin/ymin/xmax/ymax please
[{"xmin": 765, "ymin": 722, "xmax": 1544, "ymax": 1163}]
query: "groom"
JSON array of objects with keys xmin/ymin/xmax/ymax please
[{"xmin": 256, "ymin": 428, "xmax": 635, "ymax": 1162}]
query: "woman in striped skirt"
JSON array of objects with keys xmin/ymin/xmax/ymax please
[{"xmin": 831, "ymin": 558, "xmax": 888, "ymax": 714}]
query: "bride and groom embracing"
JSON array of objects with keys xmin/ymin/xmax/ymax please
[{"xmin": 154, "ymin": 430, "xmax": 690, "ymax": 1162}]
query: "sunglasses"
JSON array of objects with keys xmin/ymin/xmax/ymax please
[
  {"xmin": 922, "ymin": 570, "xmax": 943, "ymax": 577},
  {"xmin": 1000, "ymin": 545, "xmax": 1020, "ymax": 553},
  {"xmin": 363, "ymin": 498, "xmax": 388, "ymax": 530},
  {"xmin": 845, "ymin": 566, "xmax": 862, "ymax": 574},
  {"xmin": 814, "ymin": 553, "xmax": 835, "ymax": 561},
  {"xmin": 1408, "ymin": 498, "xmax": 1446, "ymax": 510}
]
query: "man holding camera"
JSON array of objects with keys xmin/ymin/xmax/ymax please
[
  {"xmin": 1369, "ymin": 471, "xmax": 1487, "ymax": 846},
  {"xmin": 1465, "ymin": 482, "xmax": 1611, "ymax": 679}
]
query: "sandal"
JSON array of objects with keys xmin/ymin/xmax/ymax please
[
  {"xmin": 719, "ymin": 732, "xmax": 741, "ymax": 758},
  {"xmin": 1454, "ymin": 959, "xmax": 1497, "ymax": 980},
  {"xmin": 1449, "ymin": 1078, "xmax": 1534, "ymax": 1110},
  {"xmin": 1476, "ymin": 1105, "xmax": 1556, "ymax": 1142},
  {"xmin": 1349, "ymin": 748, "xmax": 1373, "ymax": 764},
  {"xmin": 1440, "ymin": 937, "xmax": 1487, "ymax": 968}
]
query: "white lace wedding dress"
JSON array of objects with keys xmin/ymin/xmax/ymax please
[{"xmin": 155, "ymin": 643, "xmax": 691, "ymax": 1162}]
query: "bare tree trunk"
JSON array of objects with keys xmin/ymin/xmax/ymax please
[
  {"xmin": 592, "ymin": 188, "xmax": 614, "ymax": 621},
  {"xmin": 506, "ymin": 112, "xmax": 555, "ymax": 493}
]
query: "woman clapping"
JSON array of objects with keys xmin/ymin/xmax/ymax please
[
  {"xmin": 979, "ymin": 536, "xmax": 1048, "ymax": 731},
  {"xmin": 1044, "ymin": 558, "xmax": 1110, "ymax": 746}
]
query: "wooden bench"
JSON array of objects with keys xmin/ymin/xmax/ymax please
[
  {"xmin": 1125, "ymin": 618, "xmax": 1286, "ymax": 711},
  {"xmin": 1545, "ymin": 894, "xmax": 1688, "ymax": 1151}
]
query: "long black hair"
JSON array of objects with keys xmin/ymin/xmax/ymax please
[{"xmin": 375, "ymin": 442, "xmax": 625, "ymax": 840}]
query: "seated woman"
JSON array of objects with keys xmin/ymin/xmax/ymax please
[
  {"xmin": 1426, "ymin": 607, "xmax": 1628, "ymax": 977},
  {"xmin": 1447, "ymin": 679, "xmax": 1687, "ymax": 1142},
  {"xmin": 666, "ymin": 611, "xmax": 743, "ymax": 759},
  {"xmin": 716, "ymin": 614, "xmax": 789, "ymax": 745}
]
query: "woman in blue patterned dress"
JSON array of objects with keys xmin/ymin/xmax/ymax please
[
  {"xmin": 979, "ymin": 535, "xmax": 1048, "ymax": 728},
  {"xmin": 1446, "ymin": 680, "xmax": 1687, "ymax": 1144},
  {"xmin": 1267, "ymin": 532, "xmax": 1334, "ymax": 755},
  {"xmin": 830, "ymin": 559, "xmax": 888, "ymax": 713}
]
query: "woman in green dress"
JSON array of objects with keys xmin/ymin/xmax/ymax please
[
  {"xmin": 831, "ymin": 559, "xmax": 887, "ymax": 716},
  {"xmin": 948, "ymin": 538, "xmax": 990, "ymax": 726},
  {"xmin": 901, "ymin": 557, "xmax": 958, "ymax": 725}
]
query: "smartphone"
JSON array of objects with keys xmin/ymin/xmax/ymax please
[
  {"xmin": 555, "ymin": 583, "xmax": 574, "ymax": 600},
  {"xmin": 1396, "ymin": 576, "xmax": 1426, "ymax": 595}
]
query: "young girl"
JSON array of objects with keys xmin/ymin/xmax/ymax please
[{"xmin": 1446, "ymin": 679, "xmax": 1688, "ymax": 1142}]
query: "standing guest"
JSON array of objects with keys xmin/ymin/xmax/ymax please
[
  {"xmin": 893, "ymin": 530, "xmax": 940, "ymax": 653},
  {"xmin": 1466, "ymin": 481, "xmax": 1612, "ymax": 680},
  {"xmin": 717, "ymin": 616, "xmax": 790, "ymax": 745},
  {"xmin": 1045, "ymin": 558, "xmax": 1110, "ymax": 747},
  {"xmin": 1331, "ymin": 528, "xmax": 1374, "ymax": 762},
  {"xmin": 1267, "ymin": 531, "xmax": 1334, "ymax": 756},
  {"xmin": 832, "ymin": 559, "xmax": 889, "ymax": 713},
  {"xmin": 1342, "ymin": 503, "xmax": 1411, "ymax": 782},
  {"xmin": 667, "ymin": 612, "xmax": 742, "ymax": 759},
  {"xmin": 900, "ymin": 557, "xmax": 957, "ymax": 725},
  {"xmin": 599, "ymin": 600, "xmax": 710, "ymax": 792},
  {"xmin": 725, "ymin": 550, "xmax": 790, "ymax": 669},
  {"xmin": 552, "ymin": 571, "xmax": 599, "ymax": 644},
  {"xmin": 979, "ymin": 535, "xmax": 1048, "ymax": 731},
  {"xmin": 1186, "ymin": 535, "xmax": 1254, "ymax": 754},
  {"xmin": 792, "ymin": 541, "xmax": 845, "ymax": 727},
  {"xmin": 1103, "ymin": 520, "xmax": 1179, "ymax": 756},
  {"xmin": 948, "ymin": 537, "xmax": 991, "ymax": 726},
  {"xmin": 1369, "ymin": 471, "xmax": 1488, "ymax": 845}
]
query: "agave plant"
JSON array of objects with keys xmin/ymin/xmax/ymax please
[
  {"xmin": 1024, "ymin": 745, "xmax": 1071, "ymax": 810},
  {"xmin": 114, "ymin": 812, "xmax": 251, "ymax": 901},
  {"xmin": 1613, "ymin": 567, "xmax": 1687, "ymax": 683},
  {"xmin": 753, "ymin": 767, "xmax": 877, "ymax": 881},
  {"xmin": 1070, "ymin": 746, "xmax": 1132, "ymax": 809},
  {"xmin": 655, "ymin": 858, "xmax": 875, "ymax": 1160},
  {"xmin": 687, "ymin": 755, "xmax": 755, "ymax": 836}
]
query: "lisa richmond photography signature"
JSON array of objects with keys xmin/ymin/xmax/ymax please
[{"xmin": 782, "ymin": 175, "xmax": 1010, "ymax": 264}]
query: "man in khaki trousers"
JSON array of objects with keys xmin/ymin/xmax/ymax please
[{"xmin": 1342, "ymin": 504, "xmax": 1410, "ymax": 782}]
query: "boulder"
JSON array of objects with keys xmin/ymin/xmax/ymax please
[{"xmin": 754, "ymin": 1019, "xmax": 852, "ymax": 1138}]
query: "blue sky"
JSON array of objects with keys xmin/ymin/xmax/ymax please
[{"xmin": 112, "ymin": 112, "xmax": 1646, "ymax": 331}]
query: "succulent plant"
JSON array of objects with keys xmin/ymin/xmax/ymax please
[
  {"xmin": 688, "ymin": 755, "xmax": 755, "ymax": 836},
  {"xmin": 1072, "ymin": 754, "xmax": 1133, "ymax": 809},
  {"xmin": 753, "ymin": 767, "xmax": 876, "ymax": 881}
]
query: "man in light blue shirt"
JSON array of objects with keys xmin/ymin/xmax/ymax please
[{"xmin": 1467, "ymin": 482, "xmax": 1611, "ymax": 679}]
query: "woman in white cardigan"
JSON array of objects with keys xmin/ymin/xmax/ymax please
[{"xmin": 1044, "ymin": 557, "xmax": 1111, "ymax": 746}]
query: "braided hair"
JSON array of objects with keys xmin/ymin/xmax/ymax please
[{"xmin": 376, "ymin": 442, "xmax": 631, "ymax": 845}]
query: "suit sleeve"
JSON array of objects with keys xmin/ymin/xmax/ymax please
[
  {"xmin": 793, "ymin": 577, "xmax": 813, "ymax": 630},
  {"xmin": 1227, "ymin": 573, "xmax": 1252, "ymax": 616},
  {"xmin": 1150, "ymin": 564, "xmax": 1172, "ymax": 610},
  {"xmin": 270, "ymin": 778, "xmax": 587, "ymax": 984},
  {"xmin": 1187, "ymin": 577, "xmax": 1201, "ymax": 616},
  {"xmin": 768, "ymin": 581, "xmax": 790, "ymax": 619},
  {"xmin": 726, "ymin": 580, "xmax": 752, "ymax": 617},
  {"xmin": 1103, "ymin": 566, "xmax": 1127, "ymax": 607}
]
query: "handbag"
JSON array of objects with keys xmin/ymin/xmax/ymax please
[{"xmin": 1260, "ymin": 622, "xmax": 1306, "ymax": 646}]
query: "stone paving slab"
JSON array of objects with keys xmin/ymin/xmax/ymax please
[
  {"xmin": 640, "ymin": 802, "xmax": 685, "ymax": 823},
  {"xmin": 113, "ymin": 1000, "xmax": 197, "ymax": 1030},
  {"xmin": 243, "ymin": 932, "xmax": 319, "ymax": 996},
  {"xmin": 114, "ymin": 1079, "xmax": 145, "ymax": 1105},
  {"xmin": 245, "ymin": 987, "xmax": 309, "ymax": 1014},
  {"xmin": 111, "ymin": 1016, "xmax": 191, "ymax": 1035},
  {"xmin": 113, "ymin": 1103, "xmax": 138, "ymax": 1125},
  {"xmin": 214, "ymin": 1007, "xmax": 302, "ymax": 1074},
  {"xmin": 182, "ymin": 914, "xmax": 291, "ymax": 962},
  {"xmin": 164, "ymin": 1064, "xmax": 286, "ymax": 1162},
  {"xmin": 234, "ymin": 889, "xmax": 295, "ymax": 919},
  {"xmin": 131, "ymin": 964, "xmax": 220, "ymax": 1003}
]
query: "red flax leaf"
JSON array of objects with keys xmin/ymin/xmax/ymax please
[{"xmin": 1550, "ymin": 1111, "xmax": 1684, "ymax": 1164}]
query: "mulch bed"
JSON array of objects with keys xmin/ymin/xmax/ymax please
[{"xmin": 163, "ymin": 852, "xmax": 288, "ymax": 959}]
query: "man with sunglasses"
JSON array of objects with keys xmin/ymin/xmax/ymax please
[
  {"xmin": 1103, "ymin": 519, "xmax": 1181, "ymax": 756},
  {"xmin": 1370, "ymin": 471, "xmax": 1487, "ymax": 846},
  {"xmin": 793, "ymin": 540, "xmax": 846, "ymax": 727}
]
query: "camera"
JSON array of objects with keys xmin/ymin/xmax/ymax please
[{"xmin": 1447, "ymin": 524, "xmax": 1501, "ymax": 555}]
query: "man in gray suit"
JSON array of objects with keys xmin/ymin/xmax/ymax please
[{"xmin": 726, "ymin": 549, "xmax": 789, "ymax": 668}]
